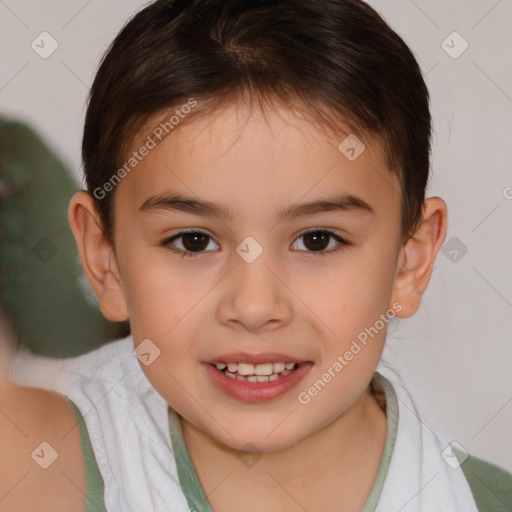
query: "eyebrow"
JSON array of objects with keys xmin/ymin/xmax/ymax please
[{"xmin": 139, "ymin": 193, "xmax": 374, "ymax": 220}]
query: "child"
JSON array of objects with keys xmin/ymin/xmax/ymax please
[{"xmin": 2, "ymin": 0, "xmax": 511, "ymax": 510}]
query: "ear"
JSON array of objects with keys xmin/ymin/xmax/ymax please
[
  {"xmin": 391, "ymin": 197, "xmax": 448, "ymax": 318},
  {"xmin": 68, "ymin": 191, "xmax": 129, "ymax": 322}
]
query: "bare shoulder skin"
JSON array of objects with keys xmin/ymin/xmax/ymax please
[{"xmin": 0, "ymin": 380, "xmax": 86, "ymax": 511}]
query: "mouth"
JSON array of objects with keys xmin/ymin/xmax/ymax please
[
  {"xmin": 214, "ymin": 361, "xmax": 299, "ymax": 382},
  {"xmin": 203, "ymin": 358, "xmax": 313, "ymax": 402}
]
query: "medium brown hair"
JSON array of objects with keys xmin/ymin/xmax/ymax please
[{"xmin": 82, "ymin": 0, "xmax": 431, "ymax": 243}]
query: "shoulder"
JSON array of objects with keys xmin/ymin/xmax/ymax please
[
  {"xmin": 456, "ymin": 448, "xmax": 512, "ymax": 512},
  {"xmin": 9, "ymin": 334, "xmax": 135, "ymax": 391},
  {"xmin": 0, "ymin": 380, "xmax": 86, "ymax": 511},
  {"xmin": 56, "ymin": 334, "xmax": 136, "ymax": 387},
  {"xmin": 374, "ymin": 364, "xmax": 512, "ymax": 511}
]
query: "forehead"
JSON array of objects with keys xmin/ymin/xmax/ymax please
[{"xmin": 114, "ymin": 102, "xmax": 401, "ymax": 223}]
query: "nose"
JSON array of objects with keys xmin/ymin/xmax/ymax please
[{"xmin": 216, "ymin": 252, "xmax": 293, "ymax": 333}]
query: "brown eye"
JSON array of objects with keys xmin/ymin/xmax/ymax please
[
  {"xmin": 292, "ymin": 230, "xmax": 347, "ymax": 255},
  {"xmin": 162, "ymin": 231, "xmax": 219, "ymax": 257},
  {"xmin": 302, "ymin": 231, "xmax": 330, "ymax": 251},
  {"xmin": 180, "ymin": 232, "xmax": 210, "ymax": 252}
]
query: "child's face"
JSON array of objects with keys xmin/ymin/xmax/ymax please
[{"xmin": 110, "ymin": 102, "xmax": 404, "ymax": 451}]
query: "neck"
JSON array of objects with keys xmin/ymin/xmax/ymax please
[{"xmin": 180, "ymin": 384, "xmax": 388, "ymax": 511}]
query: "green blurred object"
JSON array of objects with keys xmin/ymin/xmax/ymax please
[{"xmin": 0, "ymin": 118, "xmax": 129, "ymax": 357}]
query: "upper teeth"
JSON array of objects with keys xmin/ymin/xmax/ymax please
[{"xmin": 215, "ymin": 362, "xmax": 296, "ymax": 375}]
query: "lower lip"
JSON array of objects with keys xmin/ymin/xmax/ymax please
[{"xmin": 203, "ymin": 362, "xmax": 313, "ymax": 402}]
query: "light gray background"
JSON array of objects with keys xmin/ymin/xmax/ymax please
[{"xmin": 1, "ymin": 0, "xmax": 511, "ymax": 471}]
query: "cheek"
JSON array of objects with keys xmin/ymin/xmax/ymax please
[
  {"xmin": 295, "ymin": 253, "xmax": 396, "ymax": 421},
  {"xmin": 305, "ymin": 248, "xmax": 397, "ymax": 344},
  {"xmin": 118, "ymin": 243, "xmax": 205, "ymax": 337}
]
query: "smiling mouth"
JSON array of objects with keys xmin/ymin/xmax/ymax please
[{"xmin": 213, "ymin": 361, "xmax": 299, "ymax": 382}]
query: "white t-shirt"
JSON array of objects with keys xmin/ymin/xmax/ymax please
[{"xmin": 9, "ymin": 335, "xmax": 482, "ymax": 511}]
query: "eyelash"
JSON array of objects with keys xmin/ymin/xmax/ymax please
[{"xmin": 159, "ymin": 229, "xmax": 349, "ymax": 259}]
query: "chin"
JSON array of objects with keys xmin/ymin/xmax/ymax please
[{"xmin": 211, "ymin": 420, "xmax": 307, "ymax": 453}]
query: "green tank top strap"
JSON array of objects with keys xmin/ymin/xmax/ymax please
[
  {"xmin": 64, "ymin": 396, "xmax": 107, "ymax": 512},
  {"xmin": 62, "ymin": 389, "xmax": 512, "ymax": 512},
  {"xmin": 453, "ymin": 444, "xmax": 512, "ymax": 512}
]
